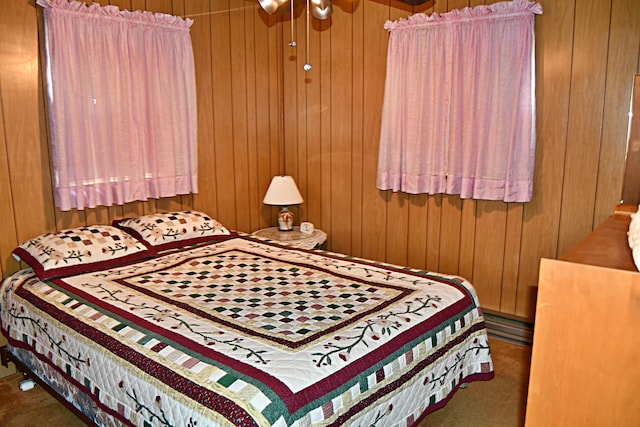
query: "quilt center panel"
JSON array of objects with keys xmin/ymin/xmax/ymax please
[{"xmin": 120, "ymin": 249, "xmax": 414, "ymax": 347}]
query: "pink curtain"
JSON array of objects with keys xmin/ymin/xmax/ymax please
[
  {"xmin": 377, "ymin": 0, "xmax": 542, "ymax": 203},
  {"xmin": 38, "ymin": 0, "xmax": 198, "ymax": 211}
]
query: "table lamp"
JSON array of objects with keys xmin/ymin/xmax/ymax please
[{"xmin": 263, "ymin": 176, "xmax": 304, "ymax": 231}]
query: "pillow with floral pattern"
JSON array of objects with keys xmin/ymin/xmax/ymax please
[
  {"xmin": 113, "ymin": 210, "xmax": 235, "ymax": 251},
  {"xmin": 13, "ymin": 225, "xmax": 153, "ymax": 281}
]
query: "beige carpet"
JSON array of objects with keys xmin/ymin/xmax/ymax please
[
  {"xmin": 0, "ymin": 337, "xmax": 530, "ymax": 426},
  {"xmin": 419, "ymin": 337, "xmax": 531, "ymax": 426},
  {"xmin": 0, "ymin": 374, "xmax": 88, "ymax": 426}
]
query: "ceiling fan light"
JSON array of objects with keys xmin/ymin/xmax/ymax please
[
  {"xmin": 310, "ymin": 1, "xmax": 332, "ymax": 20},
  {"xmin": 311, "ymin": 0, "xmax": 330, "ymax": 8},
  {"xmin": 258, "ymin": 0, "xmax": 289, "ymax": 15}
]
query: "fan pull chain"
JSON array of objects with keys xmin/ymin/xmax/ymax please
[
  {"xmin": 288, "ymin": 0, "xmax": 296, "ymax": 47},
  {"xmin": 304, "ymin": 0, "xmax": 312, "ymax": 71}
]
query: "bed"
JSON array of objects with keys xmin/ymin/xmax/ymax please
[{"xmin": 1, "ymin": 211, "xmax": 493, "ymax": 426}]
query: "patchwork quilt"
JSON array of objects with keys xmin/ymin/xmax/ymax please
[{"xmin": 1, "ymin": 235, "xmax": 493, "ymax": 426}]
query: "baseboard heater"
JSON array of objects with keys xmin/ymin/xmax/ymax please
[{"xmin": 482, "ymin": 309, "xmax": 534, "ymax": 346}]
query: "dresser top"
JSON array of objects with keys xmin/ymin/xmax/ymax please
[{"xmin": 560, "ymin": 208, "xmax": 638, "ymax": 272}]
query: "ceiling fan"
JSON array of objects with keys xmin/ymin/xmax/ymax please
[
  {"xmin": 257, "ymin": 0, "xmax": 333, "ymax": 71},
  {"xmin": 258, "ymin": 0, "xmax": 333, "ymax": 20}
]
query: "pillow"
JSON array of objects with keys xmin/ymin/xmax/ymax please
[
  {"xmin": 629, "ymin": 207, "xmax": 640, "ymax": 270},
  {"xmin": 13, "ymin": 225, "xmax": 153, "ymax": 281},
  {"xmin": 113, "ymin": 210, "xmax": 234, "ymax": 251}
]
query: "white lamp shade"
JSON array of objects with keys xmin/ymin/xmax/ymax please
[{"xmin": 263, "ymin": 176, "xmax": 304, "ymax": 206}]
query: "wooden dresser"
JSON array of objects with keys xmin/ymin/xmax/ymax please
[{"xmin": 525, "ymin": 206, "xmax": 640, "ymax": 426}]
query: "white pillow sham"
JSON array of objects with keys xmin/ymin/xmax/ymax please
[{"xmin": 628, "ymin": 206, "xmax": 640, "ymax": 270}]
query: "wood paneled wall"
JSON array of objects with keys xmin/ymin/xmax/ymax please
[{"xmin": 1, "ymin": 0, "xmax": 639, "ymax": 322}]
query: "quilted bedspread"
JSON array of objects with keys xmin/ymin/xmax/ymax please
[{"xmin": 1, "ymin": 235, "xmax": 493, "ymax": 426}]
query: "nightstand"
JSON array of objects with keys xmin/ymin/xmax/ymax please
[{"xmin": 252, "ymin": 226, "xmax": 327, "ymax": 250}]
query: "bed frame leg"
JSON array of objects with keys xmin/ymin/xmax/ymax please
[
  {"xmin": 0, "ymin": 345, "xmax": 10, "ymax": 368},
  {"xmin": 0, "ymin": 346, "xmax": 35, "ymax": 391},
  {"xmin": 19, "ymin": 377, "xmax": 36, "ymax": 391}
]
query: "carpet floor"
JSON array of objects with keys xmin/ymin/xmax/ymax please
[{"xmin": 0, "ymin": 337, "xmax": 531, "ymax": 426}]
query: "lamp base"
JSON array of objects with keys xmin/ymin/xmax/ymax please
[{"xmin": 277, "ymin": 206, "xmax": 294, "ymax": 231}]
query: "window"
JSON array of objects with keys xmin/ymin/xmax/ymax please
[
  {"xmin": 377, "ymin": 0, "xmax": 542, "ymax": 203},
  {"xmin": 39, "ymin": 0, "xmax": 198, "ymax": 211}
]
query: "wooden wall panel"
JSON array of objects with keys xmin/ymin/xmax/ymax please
[
  {"xmin": 211, "ymin": 0, "xmax": 238, "ymax": 230},
  {"xmin": 0, "ymin": 0, "xmax": 41, "ymax": 376},
  {"xmin": 501, "ymin": 204, "xmax": 524, "ymax": 313},
  {"xmin": 425, "ymin": 195, "xmax": 442, "ymax": 271},
  {"xmin": 0, "ymin": 81, "xmax": 19, "ymax": 280},
  {"xmin": 607, "ymin": 1, "xmax": 640, "ymax": 210},
  {"xmin": 229, "ymin": 0, "xmax": 252, "ymax": 233},
  {"xmin": 517, "ymin": 0, "xmax": 575, "ymax": 316},
  {"xmin": 407, "ymin": 194, "xmax": 429, "ymax": 270},
  {"xmin": 439, "ymin": 195, "xmax": 462, "ymax": 275},
  {"xmin": 252, "ymin": 9, "xmax": 280, "ymax": 230},
  {"xmin": 557, "ymin": 0, "xmax": 613, "ymax": 256},
  {"xmin": 1, "ymin": 2, "xmax": 54, "ymax": 244},
  {"xmin": 472, "ymin": 201, "xmax": 508, "ymax": 310},
  {"xmin": 330, "ymin": 3, "xmax": 354, "ymax": 256},
  {"xmin": 350, "ymin": 0, "xmax": 364, "ymax": 257},
  {"xmin": 267, "ymin": 14, "xmax": 283, "ymax": 227},
  {"xmin": 282, "ymin": 2, "xmax": 299, "ymax": 205},
  {"xmin": 360, "ymin": 0, "xmax": 390, "ymax": 263},
  {"xmin": 1, "ymin": 0, "xmax": 639, "ymax": 325},
  {"xmin": 458, "ymin": 198, "xmax": 477, "ymax": 280},
  {"xmin": 189, "ymin": 0, "xmax": 219, "ymax": 218},
  {"xmin": 319, "ymin": 18, "xmax": 332, "ymax": 248},
  {"xmin": 242, "ymin": 2, "xmax": 262, "ymax": 233}
]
